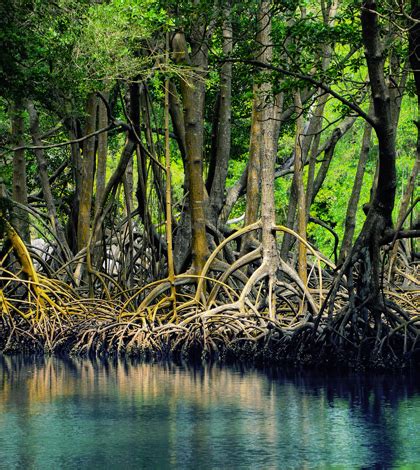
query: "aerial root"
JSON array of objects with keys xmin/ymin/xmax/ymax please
[{"xmin": 1, "ymin": 221, "xmax": 418, "ymax": 367}]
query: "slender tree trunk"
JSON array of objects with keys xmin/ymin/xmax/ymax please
[
  {"xmin": 27, "ymin": 102, "xmax": 69, "ymax": 256},
  {"xmin": 339, "ymin": 108, "xmax": 373, "ymax": 265},
  {"xmin": 219, "ymin": 88, "xmax": 318, "ymax": 223},
  {"xmin": 280, "ymin": 101, "xmax": 321, "ymax": 260},
  {"xmin": 77, "ymin": 93, "xmax": 97, "ymax": 253},
  {"xmin": 387, "ymin": 3, "xmax": 420, "ymax": 277},
  {"xmin": 387, "ymin": 151, "xmax": 419, "ymax": 277},
  {"xmin": 66, "ymin": 118, "xmax": 82, "ymax": 254},
  {"xmin": 10, "ymin": 102, "xmax": 30, "ymax": 243},
  {"xmin": 168, "ymin": 81, "xmax": 191, "ymax": 270},
  {"xmin": 242, "ymin": 1, "xmax": 273, "ymax": 253},
  {"xmin": 311, "ymin": 116, "xmax": 358, "ymax": 204},
  {"xmin": 294, "ymin": 92, "xmax": 307, "ymax": 282},
  {"xmin": 168, "ymin": 80, "xmax": 191, "ymax": 272},
  {"xmin": 305, "ymin": 93, "xmax": 328, "ymax": 219},
  {"xmin": 281, "ymin": 3, "xmax": 338, "ymax": 260},
  {"xmin": 95, "ymin": 92, "xmax": 109, "ymax": 217},
  {"xmin": 280, "ymin": 172, "xmax": 298, "ymax": 261},
  {"xmin": 256, "ymin": 2, "xmax": 284, "ymax": 320},
  {"xmin": 172, "ymin": 30, "xmax": 209, "ymax": 273},
  {"xmin": 280, "ymin": 114, "xmax": 357, "ymax": 260},
  {"xmin": 125, "ymin": 84, "xmax": 139, "ymax": 218},
  {"xmin": 168, "ymin": 82, "xmax": 187, "ymax": 165},
  {"xmin": 207, "ymin": 1, "xmax": 232, "ymax": 225},
  {"xmin": 141, "ymin": 87, "xmax": 166, "ymax": 214},
  {"xmin": 242, "ymin": 87, "xmax": 263, "ymax": 248},
  {"xmin": 341, "ymin": 1, "xmax": 397, "ymax": 314},
  {"xmin": 260, "ymin": 95, "xmax": 282, "ymax": 273}
]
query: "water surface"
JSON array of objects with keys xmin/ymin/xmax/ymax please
[{"xmin": 0, "ymin": 356, "xmax": 419, "ymax": 469}]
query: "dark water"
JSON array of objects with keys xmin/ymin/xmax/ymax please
[{"xmin": 0, "ymin": 357, "xmax": 419, "ymax": 469}]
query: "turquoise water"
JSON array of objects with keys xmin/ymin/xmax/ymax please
[{"xmin": 0, "ymin": 356, "xmax": 419, "ymax": 469}]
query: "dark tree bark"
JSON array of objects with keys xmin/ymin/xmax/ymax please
[
  {"xmin": 10, "ymin": 102, "xmax": 30, "ymax": 243},
  {"xmin": 207, "ymin": 1, "xmax": 232, "ymax": 225},
  {"xmin": 339, "ymin": 103, "xmax": 373, "ymax": 265},
  {"xmin": 65, "ymin": 118, "xmax": 82, "ymax": 254},
  {"xmin": 385, "ymin": 0, "xmax": 420, "ymax": 276},
  {"xmin": 77, "ymin": 94, "xmax": 97, "ymax": 253},
  {"xmin": 335, "ymin": 1, "xmax": 397, "ymax": 316},
  {"xmin": 361, "ymin": 3, "xmax": 396, "ymax": 227},
  {"xmin": 95, "ymin": 92, "xmax": 109, "ymax": 218},
  {"xmin": 294, "ymin": 91, "xmax": 307, "ymax": 282}
]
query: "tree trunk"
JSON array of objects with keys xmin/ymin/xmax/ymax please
[
  {"xmin": 294, "ymin": 92, "xmax": 307, "ymax": 283},
  {"xmin": 386, "ymin": 2, "xmax": 420, "ymax": 277},
  {"xmin": 207, "ymin": 1, "xmax": 232, "ymax": 225},
  {"xmin": 387, "ymin": 151, "xmax": 419, "ymax": 278},
  {"xmin": 339, "ymin": 107, "xmax": 373, "ymax": 265},
  {"xmin": 10, "ymin": 102, "xmax": 30, "ymax": 243},
  {"xmin": 341, "ymin": 1, "xmax": 397, "ymax": 315},
  {"xmin": 242, "ymin": 1, "xmax": 274, "ymax": 253},
  {"xmin": 219, "ymin": 88, "xmax": 318, "ymax": 224},
  {"xmin": 95, "ymin": 92, "xmax": 109, "ymax": 217},
  {"xmin": 311, "ymin": 116, "xmax": 358, "ymax": 204},
  {"xmin": 65, "ymin": 116, "xmax": 82, "ymax": 254},
  {"xmin": 27, "ymin": 102, "xmax": 69, "ymax": 257},
  {"xmin": 242, "ymin": 85, "xmax": 263, "ymax": 252},
  {"xmin": 172, "ymin": 30, "xmax": 209, "ymax": 273},
  {"xmin": 305, "ymin": 93, "xmax": 328, "ymax": 219},
  {"xmin": 141, "ymin": 87, "xmax": 166, "ymax": 214},
  {"xmin": 256, "ymin": 2, "xmax": 283, "ymax": 320},
  {"xmin": 281, "ymin": 2, "xmax": 338, "ymax": 261},
  {"xmin": 77, "ymin": 93, "xmax": 97, "ymax": 253},
  {"xmin": 280, "ymin": 114, "xmax": 357, "ymax": 260},
  {"xmin": 280, "ymin": 100, "xmax": 321, "ymax": 261}
]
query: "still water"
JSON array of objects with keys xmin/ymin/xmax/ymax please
[{"xmin": 0, "ymin": 356, "xmax": 419, "ymax": 469}]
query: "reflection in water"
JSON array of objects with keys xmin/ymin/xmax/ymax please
[{"xmin": 0, "ymin": 356, "xmax": 419, "ymax": 469}]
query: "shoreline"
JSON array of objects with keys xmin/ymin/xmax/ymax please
[{"xmin": 1, "ymin": 319, "xmax": 419, "ymax": 372}]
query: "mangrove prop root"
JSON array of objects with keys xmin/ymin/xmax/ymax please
[{"xmin": 0, "ymin": 219, "xmax": 419, "ymax": 368}]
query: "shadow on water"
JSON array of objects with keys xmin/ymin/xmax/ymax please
[{"xmin": 0, "ymin": 355, "xmax": 419, "ymax": 469}]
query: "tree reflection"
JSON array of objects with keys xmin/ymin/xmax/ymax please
[{"xmin": 0, "ymin": 356, "xmax": 419, "ymax": 469}]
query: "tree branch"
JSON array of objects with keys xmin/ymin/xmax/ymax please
[
  {"xmin": 225, "ymin": 58, "xmax": 376, "ymax": 127},
  {"xmin": 1, "ymin": 122, "xmax": 127, "ymax": 156},
  {"xmin": 381, "ymin": 229, "xmax": 420, "ymax": 245}
]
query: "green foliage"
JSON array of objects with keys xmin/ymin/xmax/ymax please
[
  {"xmin": 307, "ymin": 94, "xmax": 418, "ymax": 255},
  {"xmin": 0, "ymin": 1, "xmax": 88, "ymax": 105},
  {"xmin": 76, "ymin": 0, "xmax": 170, "ymax": 85},
  {"xmin": 0, "ymin": 0, "xmax": 418, "ymax": 266}
]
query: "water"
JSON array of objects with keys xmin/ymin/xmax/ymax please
[{"xmin": 0, "ymin": 357, "xmax": 419, "ymax": 469}]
